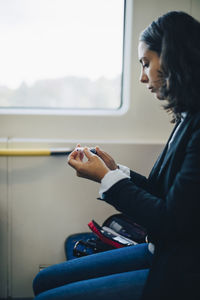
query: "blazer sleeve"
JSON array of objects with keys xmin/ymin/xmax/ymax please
[
  {"xmin": 103, "ymin": 128, "xmax": 200, "ymax": 243},
  {"xmin": 130, "ymin": 170, "xmax": 150, "ymax": 190}
]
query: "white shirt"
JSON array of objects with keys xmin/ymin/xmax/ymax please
[{"xmin": 99, "ymin": 164, "xmax": 130, "ymax": 198}]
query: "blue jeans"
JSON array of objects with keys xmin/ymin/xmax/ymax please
[{"xmin": 33, "ymin": 243, "xmax": 153, "ymax": 300}]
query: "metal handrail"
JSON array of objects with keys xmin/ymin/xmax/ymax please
[{"xmin": 0, "ymin": 148, "xmax": 72, "ymax": 156}]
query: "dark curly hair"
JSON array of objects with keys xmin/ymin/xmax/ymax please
[{"xmin": 140, "ymin": 11, "xmax": 200, "ymax": 122}]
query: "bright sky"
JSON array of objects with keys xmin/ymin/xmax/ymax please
[{"xmin": 0, "ymin": 0, "xmax": 124, "ymax": 89}]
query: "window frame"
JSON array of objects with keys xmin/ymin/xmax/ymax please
[{"xmin": 0, "ymin": 0, "xmax": 132, "ymax": 116}]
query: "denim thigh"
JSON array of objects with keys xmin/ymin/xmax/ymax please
[
  {"xmin": 34, "ymin": 268, "xmax": 149, "ymax": 300},
  {"xmin": 33, "ymin": 243, "xmax": 152, "ymax": 296}
]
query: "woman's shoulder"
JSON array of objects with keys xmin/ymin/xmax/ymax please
[
  {"xmin": 186, "ymin": 112, "xmax": 200, "ymax": 147},
  {"xmin": 188, "ymin": 111, "xmax": 200, "ymax": 128}
]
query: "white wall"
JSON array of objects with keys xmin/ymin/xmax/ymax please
[{"xmin": 0, "ymin": 0, "xmax": 199, "ymax": 298}]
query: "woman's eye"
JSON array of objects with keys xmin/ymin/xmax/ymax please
[{"xmin": 143, "ymin": 63, "xmax": 149, "ymax": 68}]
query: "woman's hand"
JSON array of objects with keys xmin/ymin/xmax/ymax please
[
  {"xmin": 95, "ymin": 146, "xmax": 118, "ymax": 170},
  {"xmin": 68, "ymin": 146, "xmax": 110, "ymax": 183}
]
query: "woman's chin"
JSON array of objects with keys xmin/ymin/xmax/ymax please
[{"xmin": 155, "ymin": 92, "xmax": 165, "ymax": 100}]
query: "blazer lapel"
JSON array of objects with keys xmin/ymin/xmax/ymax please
[
  {"xmin": 158, "ymin": 114, "xmax": 190, "ymax": 177},
  {"xmin": 149, "ymin": 120, "xmax": 182, "ymax": 179}
]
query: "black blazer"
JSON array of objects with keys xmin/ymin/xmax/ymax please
[{"xmin": 103, "ymin": 111, "xmax": 200, "ymax": 300}]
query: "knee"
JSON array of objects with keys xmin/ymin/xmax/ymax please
[
  {"xmin": 33, "ymin": 291, "xmax": 49, "ymax": 300},
  {"xmin": 33, "ymin": 269, "xmax": 48, "ymax": 296}
]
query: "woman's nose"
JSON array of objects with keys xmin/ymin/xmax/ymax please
[{"xmin": 140, "ymin": 70, "xmax": 148, "ymax": 83}]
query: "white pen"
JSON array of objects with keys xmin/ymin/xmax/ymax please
[{"xmin": 75, "ymin": 147, "xmax": 97, "ymax": 154}]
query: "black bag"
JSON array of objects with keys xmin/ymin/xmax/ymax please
[{"xmin": 64, "ymin": 214, "xmax": 147, "ymax": 260}]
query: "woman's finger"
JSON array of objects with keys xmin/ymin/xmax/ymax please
[
  {"xmin": 79, "ymin": 151, "xmax": 84, "ymax": 161},
  {"xmin": 83, "ymin": 147, "xmax": 94, "ymax": 159},
  {"xmin": 68, "ymin": 156, "xmax": 81, "ymax": 170},
  {"xmin": 68, "ymin": 149, "xmax": 79, "ymax": 161},
  {"xmin": 95, "ymin": 146, "xmax": 105, "ymax": 159}
]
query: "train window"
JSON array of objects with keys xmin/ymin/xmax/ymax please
[{"xmin": 0, "ymin": 0, "xmax": 125, "ymax": 114}]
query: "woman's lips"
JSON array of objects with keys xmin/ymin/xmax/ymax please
[{"xmin": 148, "ymin": 87, "xmax": 155, "ymax": 93}]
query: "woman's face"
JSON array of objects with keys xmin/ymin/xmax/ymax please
[{"xmin": 138, "ymin": 41, "xmax": 164, "ymax": 100}]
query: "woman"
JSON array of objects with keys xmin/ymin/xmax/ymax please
[{"xmin": 33, "ymin": 11, "xmax": 200, "ymax": 300}]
